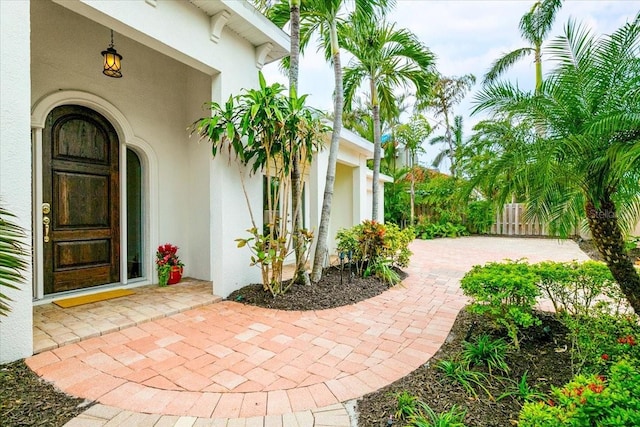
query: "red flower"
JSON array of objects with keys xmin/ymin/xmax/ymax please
[
  {"xmin": 588, "ymin": 383, "xmax": 604, "ymax": 393},
  {"xmin": 547, "ymin": 399, "xmax": 555, "ymax": 407},
  {"xmin": 601, "ymin": 354, "xmax": 609, "ymax": 360}
]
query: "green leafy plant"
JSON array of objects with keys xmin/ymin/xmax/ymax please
[
  {"xmin": 408, "ymin": 401, "xmax": 467, "ymax": 427},
  {"xmin": 562, "ymin": 311, "xmax": 640, "ymax": 374},
  {"xmin": 464, "ymin": 200, "xmax": 495, "ymax": 234},
  {"xmin": 0, "ymin": 204, "xmax": 28, "ymax": 316},
  {"xmin": 497, "ymin": 371, "xmax": 546, "ymax": 405},
  {"xmin": 535, "ymin": 261, "xmax": 622, "ymax": 317},
  {"xmin": 462, "ymin": 334, "xmax": 510, "ymax": 375},
  {"xmin": 460, "ymin": 260, "xmax": 541, "ymax": 348},
  {"xmin": 519, "ymin": 359, "xmax": 640, "ymax": 427},
  {"xmin": 437, "ymin": 359, "xmax": 492, "ymax": 399},
  {"xmin": 415, "ymin": 220, "xmax": 468, "ymax": 240},
  {"xmin": 194, "ymin": 72, "xmax": 326, "ymax": 293},
  {"xmin": 394, "ymin": 391, "xmax": 420, "ymax": 420},
  {"xmin": 336, "ymin": 220, "xmax": 413, "ymax": 283}
]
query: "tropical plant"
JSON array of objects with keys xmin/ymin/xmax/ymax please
[
  {"xmin": 268, "ymin": 0, "xmax": 395, "ymax": 284},
  {"xmin": 408, "ymin": 402, "xmax": 467, "ymax": 427},
  {"xmin": 437, "ymin": 359, "xmax": 492, "ymax": 398},
  {"xmin": 193, "ymin": 72, "xmax": 326, "ymax": 295},
  {"xmin": 0, "ymin": 204, "xmax": 28, "ymax": 317},
  {"xmin": 341, "ymin": 15, "xmax": 436, "ymax": 221},
  {"xmin": 335, "ymin": 220, "xmax": 413, "ymax": 283},
  {"xmin": 395, "ymin": 114, "xmax": 433, "ymax": 225},
  {"xmin": 429, "ymin": 115, "xmax": 465, "ymax": 176},
  {"xmin": 483, "ymin": 0, "xmax": 563, "ymax": 92},
  {"xmin": 417, "ymin": 74, "xmax": 475, "ymax": 176},
  {"xmin": 462, "ymin": 334, "xmax": 510, "ymax": 375},
  {"xmin": 497, "ymin": 372, "xmax": 547, "ymax": 405},
  {"xmin": 471, "ymin": 15, "xmax": 640, "ymax": 313}
]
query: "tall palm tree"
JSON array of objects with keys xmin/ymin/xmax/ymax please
[
  {"xmin": 341, "ymin": 16, "xmax": 436, "ymax": 220},
  {"xmin": 269, "ymin": 0, "xmax": 393, "ymax": 283},
  {"xmin": 417, "ymin": 74, "xmax": 475, "ymax": 177},
  {"xmin": 430, "ymin": 115, "xmax": 464, "ymax": 176},
  {"xmin": 483, "ymin": 0, "xmax": 563, "ymax": 92},
  {"xmin": 472, "ymin": 15, "xmax": 640, "ymax": 312},
  {"xmin": 395, "ymin": 114, "xmax": 433, "ymax": 225}
]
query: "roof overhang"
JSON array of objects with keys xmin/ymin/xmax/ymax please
[{"xmin": 189, "ymin": 0, "xmax": 289, "ymax": 66}]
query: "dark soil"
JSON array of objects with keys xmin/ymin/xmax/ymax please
[
  {"xmin": 0, "ymin": 360, "xmax": 91, "ymax": 426},
  {"xmin": 356, "ymin": 308, "xmax": 574, "ymax": 427},
  {"xmin": 227, "ymin": 264, "xmax": 407, "ymax": 310}
]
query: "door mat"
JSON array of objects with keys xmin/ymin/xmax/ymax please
[{"xmin": 53, "ymin": 289, "xmax": 135, "ymax": 308}]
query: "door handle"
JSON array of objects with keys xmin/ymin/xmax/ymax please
[{"xmin": 43, "ymin": 216, "xmax": 50, "ymax": 243}]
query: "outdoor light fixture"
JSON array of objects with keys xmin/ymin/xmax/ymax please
[{"xmin": 101, "ymin": 30, "xmax": 123, "ymax": 78}]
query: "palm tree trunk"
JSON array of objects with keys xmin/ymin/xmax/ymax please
[
  {"xmin": 585, "ymin": 197, "xmax": 640, "ymax": 314},
  {"xmin": 311, "ymin": 20, "xmax": 343, "ymax": 283},
  {"xmin": 410, "ymin": 171, "xmax": 415, "ymax": 226},
  {"xmin": 289, "ymin": 0, "xmax": 309, "ymax": 285},
  {"xmin": 371, "ymin": 78, "xmax": 381, "ymax": 221},
  {"xmin": 534, "ymin": 43, "xmax": 543, "ymax": 94}
]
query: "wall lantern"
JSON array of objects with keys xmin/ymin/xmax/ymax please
[{"xmin": 101, "ymin": 30, "xmax": 123, "ymax": 78}]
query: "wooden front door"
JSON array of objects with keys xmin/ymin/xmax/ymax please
[{"xmin": 43, "ymin": 105, "xmax": 120, "ymax": 294}]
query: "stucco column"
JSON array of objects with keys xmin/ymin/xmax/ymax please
[
  {"xmin": 0, "ymin": 0, "xmax": 33, "ymax": 363},
  {"xmin": 352, "ymin": 161, "xmax": 368, "ymax": 224}
]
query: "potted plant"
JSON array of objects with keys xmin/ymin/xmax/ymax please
[{"xmin": 156, "ymin": 243, "xmax": 184, "ymax": 286}]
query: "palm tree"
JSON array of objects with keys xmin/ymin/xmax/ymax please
[
  {"xmin": 417, "ymin": 74, "xmax": 475, "ymax": 177},
  {"xmin": 0, "ymin": 203, "xmax": 28, "ymax": 316},
  {"xmin": 269, "ymin": 0, "xmax": 394, "ymax": 283},
  {"xmin": 472, "ymin": 15, "xmax": 640, "ymax": 312},
  {"xmin": 483, "ymin": 0, "xmax": 563, "ymax": 92},
  {"xmin": 341, "ymin": 16, "xmax": 436, "ymax": 220},
  {"xmin": 395, "ymin": 114, "xmax": 432, "ymax": 226},
  {"xmin": 430, "ymin": 115, "xmax": 465, "ymax": 176}
]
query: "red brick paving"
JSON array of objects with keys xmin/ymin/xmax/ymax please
[{"xmin": 27, "ymin": 237, "xmax": 588, "ymax": 418}]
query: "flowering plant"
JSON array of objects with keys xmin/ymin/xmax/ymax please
[{"xmin": 156, "ymin": 243, "xmax": 184, "ymax": 286}]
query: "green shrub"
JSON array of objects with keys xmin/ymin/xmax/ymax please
[
  {"xmin": 460, "ymin": 260, "xmax": 541, "ymax": 348},
  {"xmin": 535, "ymin": 261, "xmax": 621, "ymax": 317},
  {"xmin": 415, "ymin": 220, "xmax": 468, "ymax": 240},
  {"xmin": 519, "ymin": 359, "xmax": 640, "ymax": 427},
  {"xmin": 335, "ymin": 220, "xmax": 413, "ymax": 284},
  {"xmin": 562, "ymin": 311, "xmax": 640, "ymax": 374},
  {"xmin": 464, "ymin": 200, "xmax": 495, "ymax": 234}
]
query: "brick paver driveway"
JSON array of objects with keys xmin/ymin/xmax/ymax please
[{"xmin": 27, "ymin": 237, "xmax": 588, "ymax": 426}]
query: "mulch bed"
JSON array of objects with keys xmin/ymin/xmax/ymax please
[
  {"xmin": 0, "ymin": 360, "xmax": 91, "ymax": 426},
  {"xmin": 356, "ymin": 308, "xmax": 574, "ymax": 426},
  {"xmin": 227, "ymin": 264, "xmax": 407, "ymax": 310}
]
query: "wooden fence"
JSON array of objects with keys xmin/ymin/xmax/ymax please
[{"xmin": 490, "ymin": 203, "xmax": 550, "ymax": 236}]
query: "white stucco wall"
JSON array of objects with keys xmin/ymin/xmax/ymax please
[
  {"xmin": 0, "ymin": 0, "xmax": 33, "ymax": 363},
  {"xmin": 329, "ymin": 163, "xmax": 355, "ymax": 253},
  {"xmin": 31, "ymin": 0, "xmax": 263, "ymax": 295}
]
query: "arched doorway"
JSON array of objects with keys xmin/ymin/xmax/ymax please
[{"xmin": 42, "ymin": 105, "xmax": 120, "ymax": 294}]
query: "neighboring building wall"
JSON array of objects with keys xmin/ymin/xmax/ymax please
[
  {"xmin": 0, "ymin": 0, "xmax": 33, "ymax": 363},
  {"xmin": 328, "ymin": 163, "xmax": 355, "ymax": 254}
]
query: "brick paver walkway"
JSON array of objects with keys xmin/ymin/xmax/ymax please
[{"xmin": 26, "ymin": 237, "xmax": 588, "ymax": 426}]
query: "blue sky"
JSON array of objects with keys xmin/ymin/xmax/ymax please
[{"xmin": 262, "ymin": 0, "xmax": 639, "ymax": 170}]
